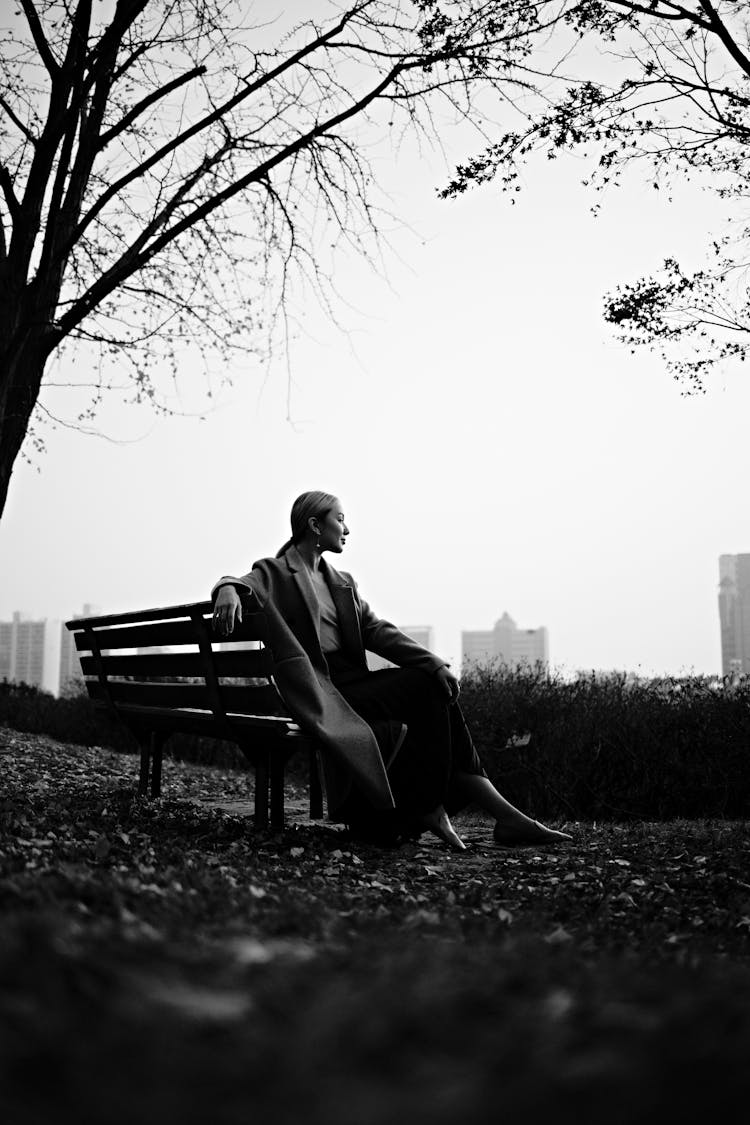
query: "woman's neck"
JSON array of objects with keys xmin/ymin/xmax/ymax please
[{"xmin": 296, "ymin": 541, "xmax": 322, "ymax": 573}]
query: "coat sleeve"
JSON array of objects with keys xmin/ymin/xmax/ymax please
[
  {"xmin": 348, "ymin": 575, "xmax": 448, "ymax": 674},
  {"xmin": 210, "ymin": 565, "xmax": 267, "ymax": 609}
]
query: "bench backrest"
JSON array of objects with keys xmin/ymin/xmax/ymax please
[{"xmin": 66, "ymin": 600, "xmax": 287, "ymax": 721}]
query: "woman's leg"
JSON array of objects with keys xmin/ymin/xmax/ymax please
[
  {"xmin": 333, "ymin": 666, "xmax": 467, "ymax": 849},
  {"xmin": 439, "ymin": 702, "xmax": 571, "ymax": 845},
  {"xmin": 452, "ymin": 772, "xmax": 573, "ymax": 845},
  {"xmin": 331, "ymin": 665, "xmax": 567, "ymax": 848}
]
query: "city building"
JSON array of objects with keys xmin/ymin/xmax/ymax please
[
  {"xmin": 718, "ymin": 554, "xmax": 750, "ymax": 675},
  {"xmin": 59, "ymin": 604, "xmax": 101, "ymax": 695},
  {"xmin": 0, "ymin": 612, "xmax": 62, "ymax": 695},
  {"xmin": 462, "ymin": 612, "xmax": 548, "ymax": 671},
  {"xmin": 367, "ymin": 626, "xmax": 435, "ymax": 671}
]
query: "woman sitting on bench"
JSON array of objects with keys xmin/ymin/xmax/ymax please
[{"xmin": 212, "ymin": 490, "xmax": 571, "ymax": 851}]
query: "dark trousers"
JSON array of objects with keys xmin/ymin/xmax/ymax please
[{"xmin": 327, "ymin": 654, "xmax": 486, "ymax": 829}]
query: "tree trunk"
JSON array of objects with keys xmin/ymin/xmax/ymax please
[{"xmin": 0, "ymin": 338, "xmax": 51, "ymax": 522}]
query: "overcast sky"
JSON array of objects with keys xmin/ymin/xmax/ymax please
[{"xmin": 1, "ymin": 14, "xmax": 747, "ymax": 678}]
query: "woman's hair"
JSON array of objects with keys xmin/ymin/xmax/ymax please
[{"xmin": 275, "ymin": 490, "xmax": 338, "ymax": 557}]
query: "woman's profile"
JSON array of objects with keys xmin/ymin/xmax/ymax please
[{"xmin": 212, "ymin": 490, "xmax": 571, "ymax": 851}]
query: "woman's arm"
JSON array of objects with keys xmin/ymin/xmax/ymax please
[
  {"xmin": 361, "ymin": 606, "xmax": 443, "ymax": 669},
  {"xmin": 350, "ymin": 578, "xmax": 446, "ymax": 671},
  {"xmin": 212, "ymin": 584, "xmax": 244, "ymax": 637},
  {"xmin": 211, "ymin": 569, "xmax": 264, "ymax": 638},
  {"xmin": 359, "ymin": 597, "xmax": 460, "ymax": 701}
]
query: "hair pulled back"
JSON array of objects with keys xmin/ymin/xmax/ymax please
[{"xmin": 275, "ymin": 490, "xmax": 339, "ymax": 558}]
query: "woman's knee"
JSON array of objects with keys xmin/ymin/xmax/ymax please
[{"xmin": 419, "ymin": 668, "xmax": 448, "ymax": 705}]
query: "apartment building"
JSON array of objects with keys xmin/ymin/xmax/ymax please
[
  {"xmin": 0, "ymin": 612, "xmax": 61, "ymax": 695},
  {"xmin": 462, "ymin": 612, "xmax": 548, "ymax": 671},
  {"xmin": 718, "ymin": 554, "xmax": 750, "ymax": 675}
]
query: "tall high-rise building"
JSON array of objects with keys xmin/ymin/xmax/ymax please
[
  {"xmin": 462, "ymin": 612, "xmax": 548, "ymax": 671},
  {"xmin": 367, "ymin": 626, "xmax": 435, "ymax": 671},
  {"xmin": 0, "ymin": 612, "xmax": 62, "ymax": 695},
  {"xmin": 718, "ymin": 555, "xmax": 750, "ymax": 675},
  {"xmin": 59, "ymin": 604, "xmax": 101, "ymax": 695}
]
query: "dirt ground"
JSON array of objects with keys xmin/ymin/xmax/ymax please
[{"xmin": 2, "ymin": 728, "xmax": 750, "ymax": 1125}]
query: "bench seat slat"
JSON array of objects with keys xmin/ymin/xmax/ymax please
[
  {"xmin": 79, "ymin": 649, "xmax": 268, "ymax": 679},
  {"xmin": 87, "ymin": 679, "xmax": 283, "ymax": 713},
  {"xmin": 75, "ymin": 620, "xmax": 200, "ymax": 651},
  {"xmin": 88, "ymin": 698, "xmax": 301, "ymax": 737}
]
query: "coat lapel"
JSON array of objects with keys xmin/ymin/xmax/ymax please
[
  {"xmin": 324, "ymin": 563, "xmax": 364, "ymax": 661},
  {"xmin": 284, "ymin": 549, "xmax": 364, "ymax": 665},
  {"xmin": 284, "ymin": 547, "xmax": 323, "ymax": 662}
]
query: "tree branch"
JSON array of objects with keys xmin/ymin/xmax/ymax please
[
  {"xmin": 0, "ymin": 164, "xmax": 21, "ymax": 223},
  {"xmin": 606, "ymin": 0, "xmax": 712, "ymax": 29},
  {"xmin": 68, "ymin": 4, "xmax": 373, "ymax": 252},
  {"xmin": 17, "ymin": 0, "xmax": 151, "ymax": 292},
  {"xmin": 9, "ymin": 2, "xmax": 94, "ymax": 276},
  {"xmin": 55, "ymin": 55, "xmax": 411, "ymax": 339},
  {"xmin": 97, "ymin": 65, "xmax": 207, "ymax": 149},
  {"xmin": 0, "ymin": 94, "xmax": 38, "ymax": 146},
  {"xmin": 19, "ymin": 0, "xmax": 61, "ymax": 78},
  {"xmin": 33, "ymin": 1, "xmax": 95, "ymax": 295},
  {"xmin": 698, "ymin": 0, "xmax": 750, "ymax": 82}
]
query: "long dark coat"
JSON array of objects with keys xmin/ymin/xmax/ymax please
[{"xmin": 212, "ymin": 546, "xmax": 446, "ymax": 812}]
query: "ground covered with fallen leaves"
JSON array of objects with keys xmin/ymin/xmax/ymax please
[{"xmin": 2, "ymin": 727, "xmax": 750, "ymax": 1124}]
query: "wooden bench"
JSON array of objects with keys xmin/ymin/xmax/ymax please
[{"xmin": 65, "ymin": 599, "xmax": 324, "ymax": 829}]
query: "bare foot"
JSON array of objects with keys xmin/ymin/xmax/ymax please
[
  {"xmin": 420, "ymin": 806, "xmax": 467, "ymax": 851},
  {"xmin": 493, "ymin": 819, "xmax": 573, "ymax": 847}
]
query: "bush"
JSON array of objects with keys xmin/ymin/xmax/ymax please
[
  {"xmin": 460, "ymin": 664, "xmax": 750, "ymax": 820},
  {"xmin": 0, "ymin": 679, "xmax": 318, "ymax": 782},
  {"xmin": 3, "ymin": 668, "xmax": 749, "ymax": 818},
  {"xmin": 0, "ymin": 679, "xmax": 131, "ymax": 751},
  {"xmin": 0, "ymin": 681, "xmax": 250, "ymax": 773}
]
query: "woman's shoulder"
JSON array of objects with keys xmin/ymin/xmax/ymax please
[{"xmin": 251, "ymin": 554, "xmax": 285, "ymax": 572}]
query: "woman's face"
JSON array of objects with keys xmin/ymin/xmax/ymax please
[{"xmin": 315, "ymin": 501, "xmax": 349, "ymax": 553}]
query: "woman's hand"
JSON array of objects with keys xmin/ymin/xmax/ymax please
[
  {"xmin": 435, "ymin": 665, "xmax": 460, "ymax": 704},
  {"xmin": 213, "ymin": 585, "xmax": 242, "ymax": 637}
]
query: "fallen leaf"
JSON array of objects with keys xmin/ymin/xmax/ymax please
[
  {"xmin": 544, "ymin": 988, "xmax": 573, "ymax": 1019},
  {"xmin": 404, "ymin": 909, "xmax": 441, "ymax": 927},
  {"xmin": 544, "ymin": 925, "xmax": 573, "ymax": 945},
  {"xmin": 145, "ymin": 982, "xmax": 252, "ymax": 1022}
]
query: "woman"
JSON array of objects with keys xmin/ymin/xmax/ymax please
[{"xmin": 212, "ymin": 491, "xmax": 571, "ymax": 851}]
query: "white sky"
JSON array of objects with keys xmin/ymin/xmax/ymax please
[{"xmin": 1, "ymin": 20, "xmax": 747, "ymax": 678}]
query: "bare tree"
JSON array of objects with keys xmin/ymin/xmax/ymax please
[
  {"xmin": 440, "ymin": 0, "xmax": 750, "ymax": 392},
  {"xmin": 0, "ymin": 0, "xmax": 580, "ymax": 522}
]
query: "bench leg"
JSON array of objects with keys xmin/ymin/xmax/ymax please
[
  {"xmin": 136, "ymin": 730, "xmax": 167, "ymax": 798},
  {"xmin": 309, "ymin": 746, "xmax": 324, "ymax": 820},
  {"xmin": 270, "ymin": 752, "xmax": 285, "ymax": 830},
  {"xmin": 138, "ymin": 736, "xmax": 151, "ymax": 796},
  {"xmin": 254, "ymin": 749, "xmax": 269, "ymax": 829},
  {"xmin": 150, "ymin": 732, "xmax": 166, "ymax": 798}
]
